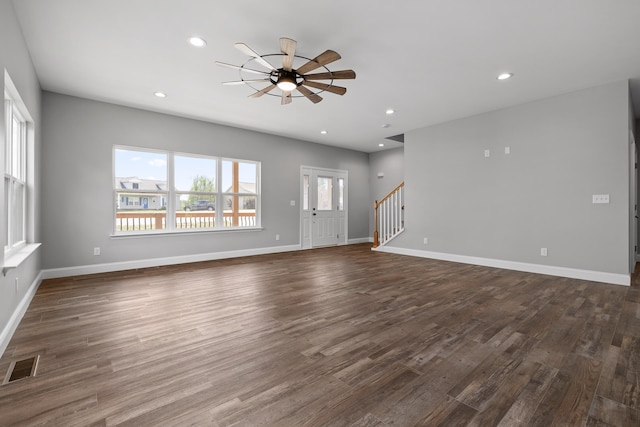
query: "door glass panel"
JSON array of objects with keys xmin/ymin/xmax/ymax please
[
  {"xmin": 303, "ymin": 175, "xmax": 309, "ymax": 210},
  {"xmin": 317, "ymin": 176, "xmax": 332, "ymax": 211},
  {"xmin": 338, "ymin": 178, "xmax": 344, "ymax": 211}
]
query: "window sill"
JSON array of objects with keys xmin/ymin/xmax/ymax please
[
  {"xmin": 110, "ymin": 227, "xmax": 264, "ymax": 238},
  {"xmin": 3, "ymin": 243, "xmax": 41, "ymax": 276}
]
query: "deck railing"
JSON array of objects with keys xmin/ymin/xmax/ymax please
[
  {"xmin": 373, "ymin": 182, "xmax": 404, "ymax": 247},
  {"xmin": 115, "ymin": 211, "xmax": 256, "ymax": 231}
]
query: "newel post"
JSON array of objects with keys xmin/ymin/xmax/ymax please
[{"xmin": 373, "ymin": 200, "xmax": 379, "ymax": 248}]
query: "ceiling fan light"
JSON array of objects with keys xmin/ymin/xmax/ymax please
[
  {"xmin": 277, "ymin": 78, "xmax": 297, "ymax": 91},
  {"xmin": 276, "ymin": 70, "xmax": 297, "ymax": 91}
]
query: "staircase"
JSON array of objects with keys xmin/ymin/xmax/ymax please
[{"xmin": 373, "ymin": 182, "xmax": 404, "ymax": 247}]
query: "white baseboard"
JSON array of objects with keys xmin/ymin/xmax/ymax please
[
  {"xmin": 374, "ymin": 246, "xmax": 630, "ymax": 286},
  {"xmin": 348, "ymin": 237, "xmax": 373, "ymax": 244},
  {"xmin": 42, "ymin": 244, "xmax": 302, "ymax": 280},
  {"xmin": 0, "ymin": 271, "xmax": 43, "ymax": 358}
]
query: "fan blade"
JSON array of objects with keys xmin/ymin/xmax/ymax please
[
  {"xmin": 215, "ymin": 61, "xmax": 271, "ymax": 75},
  {"xmin": 281, "ymin": 91, "xmax": 292, "ymax": 105},
  {"xmin": 280, "ymin": 38, "xmax": 297, "ymax": 71},
  {"xmin": 295, "ymin": 50, "xmax": 341, "ymax": 74},
  {"xmin": 296, "ymin": 85, "xmax": 322, "ymax": 104},
  {"xmin": 303, "ymin": 70, "xmax": 356, "ymax": 80},
  {"xmin": 249, "ymin": 84, "xmax": 277, "ymax": 98},
  {"xmin": 223, "ymin": 79, "xmax": 270, "ymax": 85},
  {"xmin": 302, "ymin": 80, "xmax": 347, "ymax": 95},
  {"xmin": 234, "ymin": 43, "xmax": 276, "ymax": 71}
]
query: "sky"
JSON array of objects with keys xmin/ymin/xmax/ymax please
[{"xmin": 115, "ymin": 148, "xmax": 256, "ymax": 191}]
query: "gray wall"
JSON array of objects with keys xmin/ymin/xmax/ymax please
[
  {"xmin": 0, "ymin": 0, "xmax": 42, "ymax": 342},
  {"xmin": 369, "ymin": 147, "xmax": 404, "ymax": 235},
  {"xmin": 369, "ymin": 147, "xmax": 404, "ymax": 200},
  {"xmin": 389, "ymin": 80, "xmax": 631, "ymax": 275},
  {"xmin": 636, "ymin": 117, "xmax": 640, "ymax": 262},
  {"xmin": 41, "ymin": 92, "xmax": 370, "ymax": 269}
]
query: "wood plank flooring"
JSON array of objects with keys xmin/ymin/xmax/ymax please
[{"xmin": 0, "ymin": 243, "xmax": 639, "ymax": 426}]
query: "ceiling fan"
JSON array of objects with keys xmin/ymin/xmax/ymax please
[{"xmin": 215, "ymin": 37, "xmax": 356, "ymax": 105}]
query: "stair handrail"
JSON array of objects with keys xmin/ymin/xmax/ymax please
[{"xmin": 373, "ymin": 181, "xmax": 404, "ymax": 247}]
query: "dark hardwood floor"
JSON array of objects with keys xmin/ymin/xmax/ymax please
[{"xmin": 1, "ymin": 243, "xmax": 639, "ymax": 426}]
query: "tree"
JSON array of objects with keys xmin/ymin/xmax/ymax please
[
  {"xmin": 190, "ymin": 175, "xmax": 215, "ymax": 192},
  {"xmin": 187, "ymin": 175, "xmax": 215, "ymax": 206}
]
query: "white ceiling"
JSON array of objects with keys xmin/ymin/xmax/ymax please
[{"xmin": 10, "ymin": 0, "xmax": 640, "ymax": 153}]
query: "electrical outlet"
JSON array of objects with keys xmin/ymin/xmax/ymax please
[
  {"xmin": 423, "ymin": 237, "xmax": 428, "ymax": 245},
  {"xmin": 541, "ymin": 247, "xmax": 548, "ymax": 257},
  {"xmin": 484, "ymin": 149, "xmax": 490, "ymax": 158},
  {"xmin": 505, "ymin": 146, "xmax": 510, "ymax": 154},
  {"xmin": 93, "ymin": 247, "xmax": 100, "ymax": 256},
  {"xmin": 276, "ymin": 234, "xmax": 280, "ymax": 241}
]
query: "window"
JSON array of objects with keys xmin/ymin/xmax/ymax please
[
  {"xmin": 175, "ymin": 154, "xmax": 216, "ymax": 230},
  {"xmin": 113, "ymin": 146, "xmax": 260, "ymax": 233},
  {"xmin": 303, "ymin": 174, "xmax": 309, "ymax": 210},
  {"xmin": 114, "ymin": 148, "xmax": 168, "ymax": 232},
  {"xmin": 338, "ymin": 177, "xmax": 345, "ymax": 211},
  {"xmin": 317, "ymin": 176, "xmax": 332, "ymax": 210},
  {"xmin": 4, "ymin": 92, "xmax": 27, "ymax": 251},
  {"xmin": 221, "ymin": 159, "xmax": 258, "ymax": 228}
]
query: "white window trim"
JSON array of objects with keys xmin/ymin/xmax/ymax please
[{"xmin": 4, "ymin": 71, "xmax": 34, "ymax": 261}]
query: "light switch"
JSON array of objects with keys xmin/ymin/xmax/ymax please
[
  {"xmin": 592, "ymin": 194, "xmax": 610, "ymax": 204},
  {"xmin": 484, "ymin": 149, "xmax": 490, "ymax": 158}
]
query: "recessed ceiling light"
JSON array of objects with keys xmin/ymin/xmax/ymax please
[
  {"xmin": 154, "ymin": 92, "xmax": 166, "ymax": 98},
  {"xmin": 320, "ymin": 130, "xmax": 328, "ymax": 135},
  {"xmin": 497, "ymin": 73, "xmax": 513, "ymax": 80},
  {"xmin": 379, "ymin": 143, "xmax": 385, "ymax": 147},
  {"xmin": 386, "ymin": 109, "xmax": 395, "ymax": 115},
  {"xmin": 188, "ymin": 36, "xmax": 207, "ymax": 47}
]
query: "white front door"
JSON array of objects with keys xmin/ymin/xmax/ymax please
[{"xmin": 301, "ymin": 167, "xmax": 348, "ymax": 249}]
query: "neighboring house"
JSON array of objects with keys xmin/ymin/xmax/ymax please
[
  {"xmin": 224, "ymin": 182, "xmax": 257, "ymax": 210},
  {"xmin": 116, "ymin": 177, "xmax": 167, "ymax": 210}
]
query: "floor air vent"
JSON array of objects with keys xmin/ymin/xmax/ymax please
[{"xmin": 2, "ymin": 355, "xmax": 39, "ymax": 385}]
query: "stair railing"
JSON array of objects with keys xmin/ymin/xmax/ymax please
[{"xmin": 373, "ymin": 181, "xmax": 404, "ymax": 247}]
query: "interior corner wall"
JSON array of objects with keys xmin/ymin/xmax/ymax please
[
  {"xmin": 0, "ymin": 0, "xmax": 42, "ymax": 353},
  {"xmin": 368, "ymin": 147, "xmax": 404, "ymax": 236},
  {"xmin": 41, "ymin": 92, "xmax": 370, "ymax": 270},
  {"xmin": 388, "ymin": 80, "xmax": 630, "ymax": 276}
]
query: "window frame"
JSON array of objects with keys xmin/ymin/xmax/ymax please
[
  {"xmin": 113, "ymin": 146, "xmax": 261, "ymax": 235},
  {"xmin": 220, "ymin": 157, "xmax": 261, "ymax": 228},
  {"xmin": 4, "ymin": 92, "xmax": 28, "ymax": 253},
  {"xmin": 174, "ymin": 152, "xmax": 218, "ymax": 231}
]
